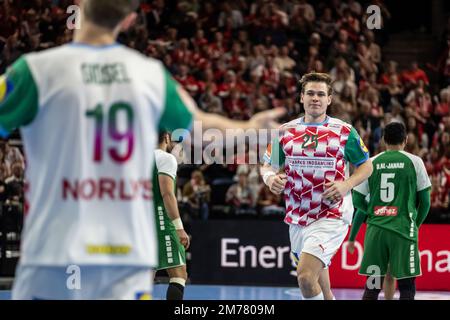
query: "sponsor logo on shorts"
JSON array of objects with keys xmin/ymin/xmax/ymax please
[
  {"xmin": 374, "ymin": 206, "xmax": 398, "ymax": 216},
  {"xmin": 319, "ymin": 244, "xmax": 326, "ymax": 253}
]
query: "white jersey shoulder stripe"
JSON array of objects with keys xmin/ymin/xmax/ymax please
[{"xmin": 399, "ymin": 151, "xmax": 432, "ymax": 191}]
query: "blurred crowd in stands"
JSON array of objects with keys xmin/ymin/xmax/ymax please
[{"xmin": 0, "ymin": 0, "xmax": 449, "ymax": 224}]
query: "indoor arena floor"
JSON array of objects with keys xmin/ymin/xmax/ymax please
[{"xmin": 0, "ymin": 284, "xmax": 449, "ymax": 300}]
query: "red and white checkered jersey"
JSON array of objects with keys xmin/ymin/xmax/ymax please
[{"xmin": 264, "ymin": 116, "xmax": 369, "ymax": 226}]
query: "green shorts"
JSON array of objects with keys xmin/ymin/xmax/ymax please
[
  {"xmin": 155, "ymin": 205, "xmax": 186, "ymax": 271},
  {"xmin": 359, "ymin": 225, "xmax": 421, "ymax": 279}
]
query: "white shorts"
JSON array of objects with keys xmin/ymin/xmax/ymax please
[
  {"xmin": 12, "ymin": 265, "xmax": 154, "ymax": 300},
  {"xmin": 289, "ymin": 218, "xmax": 348, "ymax": 268}
]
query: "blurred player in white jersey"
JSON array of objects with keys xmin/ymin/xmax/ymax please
[
  {"xmin": 0, "ymin": 0, "xmax": 284, "ymax": 299},
  {"xmin": 261, "ymin": 72, "xmax": 373, "ymax": 300}
]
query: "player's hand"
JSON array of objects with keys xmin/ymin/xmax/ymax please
[
  {"xmin": 347, "ymin": 241, "xmax": 356, "ymax": 254},
  {"xmin": 176, "ymin": 229, "xmax": 190, "ymax": 250},
  {"xmin": 268, "ymin": 173, "xmax": 287, "ymax": 195},
  {"xmin": 247, "ymin": 108, "xmax": 286, "ymax": 129},
  {"xmin": 323, "ymin": 181, "xmax": 352, "ymax": 202}
]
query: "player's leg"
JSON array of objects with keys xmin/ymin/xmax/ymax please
[
  {"xmin": 359, "ymin": 226, "xmax": 389, "ymax": 300},
  {"xmin": 292, "ymin": 252, "xmax": 334, "ymax": 300},
  {"xmin": 362, "ymin": 276, "xmax": 384, "ymax": 300},
  {"xmin": 318, "ymin": 268, "xmax": 335, "ymax": 300},
  {"xmin": 296, "ymin": 219, "xmax": 348, "ymax": 300},
  {"xmin": 297, "ymin": 252, "xmax": 324, "ymax": 299},
  {"xmin": 389, "ymin": 235, "xmax": 420, "ymax": 300},
  {"xmin": 156, "ymin": 207, "xmax": 188, "ymax": 300},
  {"xmin": 383, "ymin": 268, "xmax": 396, "ymax": 300},
  {"xmin": 166, "ymin": 265, "xmax": 188, "ymax": 300},
  {"xmin": 397, "ymin": 277, "xmax": 416, "ymax": 300}
]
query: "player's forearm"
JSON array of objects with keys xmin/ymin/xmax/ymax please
[
  {"xmin": 260, "ymin": 162, "xmax": 280, "ymax": 186},
  {"xmin": 416, "ymin": 188, "xmax": 431, "ymax": 227},
  {"xmin": 195, "ymin": 109, "xmax": 252, "ymax": 131},
  {"xmin": 346, "ymin": 160, "xmax": 373, "ymax": 189},
  {"xmin": 349, "ymin": 209, "xmax": 366, "ymax": 241},
  {"xmin": 162, "ymin": 193, "xmax": 181, "ymax": 221},
  {"xmin": 352, "ymin": 190, "xmax": 368, "ymax": 212}
]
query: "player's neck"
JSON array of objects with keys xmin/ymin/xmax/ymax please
[
  {"xmin": 158, "ymin": 144, "xmax": 168, "ymax": 152},
  {"xmin": 73, "ymin": 20, "xmax": 117, "ymax": 46},
  {"xmin": 303, "ymin": 114, "xmax": 327, "ymax": 124},
  {"xmin": 386, "ymin": 145, "xmax": 404, "ymax": 151}
]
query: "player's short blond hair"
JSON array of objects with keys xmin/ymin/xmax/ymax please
[
  {"xmin": 83, "ymin": 0, "xmax": 140, "ymax": 30},
  {"xmin": 299, "ymin": 72, "xmax": 333, "ymax": 96}
]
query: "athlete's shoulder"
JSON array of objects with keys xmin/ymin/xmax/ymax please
[
  {"xmin": 120, "ymin": 45, "xmax": 163, "ymax": 67},
  {"xmin": 279, "ymin": 118, "xmax": 299, "ymax": 130},
  {"xmin": 24, "ymin": 44, "xmax": 80, "ymax": 63},
  {"xmin": 154, "ymin": 149, "xmax": 177, "ymax": 165},
  {"xmin": 371, "ymin": 152, "xmax": 385, "ymax": 162},
  {"xmin": 399, "ymin": 150, "xmax": 425, "ymax": 166},
  {"xmin": 327, "ymin": 116, "xmax": 353, "ymax": 130}
]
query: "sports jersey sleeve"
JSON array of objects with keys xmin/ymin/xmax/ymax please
[
  {"xmin": 158, "ymin": 68, "xmax": 193, "ymax": 134},
  {"xmin": 349, "ymin": 209, "xmax": 366, "ymax": 241},
  {"xmin": 412, "ymin": 156, "xmax": 432, "ymax": 191},
  {"xmin": 156, "ymin": 153, "xmax": 178, "ymax": 180},
  {"xmin": 264, "ymin": 137, "xmax": 285, "ymax": 170},
  {"xmin": 352, "ymin": 183, "xmax": 369, "ymax": 212},
  {"xmin": 416, "ymin": 188, "xmax": 431, "ymax": 227},
  {"xmin": 344, "ymin": 127, "xmax": 369, "ymax": 166},
  {"xmin": 0, "ymin": 56, "xmax": 39, "ymax": 137},
  {"xmin": 353, "ymin": 178, "xmax": 369, "ymax": 196}
]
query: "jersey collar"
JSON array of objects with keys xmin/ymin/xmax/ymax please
[{"xmin": 298, "ymin": 115, "xmax": 329, "ymax": 126}]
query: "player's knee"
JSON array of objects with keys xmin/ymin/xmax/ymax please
[
  {"xmin": 297, "ymin": 271, "xmax": 316, "ymax": 290},
  {"xmin": 397, "ymin": 277, "xmax": 416, "ymax": 300}
]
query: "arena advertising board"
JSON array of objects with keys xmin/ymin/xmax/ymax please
[{"xmin": 190, "ymin": 220, "xmax": 450, "ymax": 291}]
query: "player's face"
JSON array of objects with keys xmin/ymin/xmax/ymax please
[{"xmin": 301, "ymin": 82, "xmax": 332, "ymax": 119}]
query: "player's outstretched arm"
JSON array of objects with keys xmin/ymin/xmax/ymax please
[
  {"xmin": 177, "ymin": 85, "xmax": 285, "ymax": 131},
  {"xmin": 158, "ymin": 175, "xmax": 190, "ymax": 249}
]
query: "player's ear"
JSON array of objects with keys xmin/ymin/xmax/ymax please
[
  {"xmin": 299, "ymin": 93, "xmax": 304, "ymax": 104},
  {"xmin": 327, "ymin": 94, "xmax": 332, "ymax": 106},
  {"xmin": 119, "ymin": 12, "xmax": 137, "ymax": 32}
]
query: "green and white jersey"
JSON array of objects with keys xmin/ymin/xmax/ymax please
[
  {"xmin": 0, "ymin": 43, "xmax": 193, "ymax": 267},
  {"xmin": 153, "ymin": 149, "xmax": 177, "ymax": 213},
  {"xmin": 153, "ymin": 150, "xmax": 186, "ymax": 270},
  {"xmin": 354, "ymin": 150, "xmax": 431, "ymax": 240}
]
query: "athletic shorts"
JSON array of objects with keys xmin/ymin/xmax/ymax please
[
  {"xmin": 359, "ymin": 225, "xmax": 421, "ymax": 279},
  {"xmin": 155, "ymin": 205, "xmax": 186, "ymax": 271},
  {"xmin": 289, "ymin": 218, "xmax": 348, "ymax": 268},
  {"xmin": 11, "ymin": 265, "xmax": 154, "ymax": 300}
]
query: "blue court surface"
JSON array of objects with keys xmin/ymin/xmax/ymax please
[{"xmin": 1, "ymin": 284, "xmax": 449, "ymax": 300}]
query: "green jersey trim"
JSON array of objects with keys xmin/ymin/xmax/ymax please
[
  {"xmin": 158, "ymin": 172, "xmax": 175, "ymax": 181},
  {"xmin": 268, "ymin": 137, "xmax": 286, "ymax": 169},
  {"xmin": 158, "ymin": 68, "xmax": 193, "ymax": 133},
  {"xmin": 0, "ymin": 56, "xmax": 39, "ymax": 136},
  {"xmin": 344, "ymin": 127, "xmax": 369, "ymax": 166}
]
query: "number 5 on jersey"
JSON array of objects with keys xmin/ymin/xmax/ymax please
[
  {"xmin": 86, "ymin": 103, "xmax": 134, "ymax": 163},
  {"xmin": 380, "ymin": 173, "xmax": 395, "ymax": 202}
]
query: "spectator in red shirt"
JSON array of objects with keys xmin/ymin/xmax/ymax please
[{"xmin": 401, "ymin": 61, "xmax": 430, "ymax": 87}]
